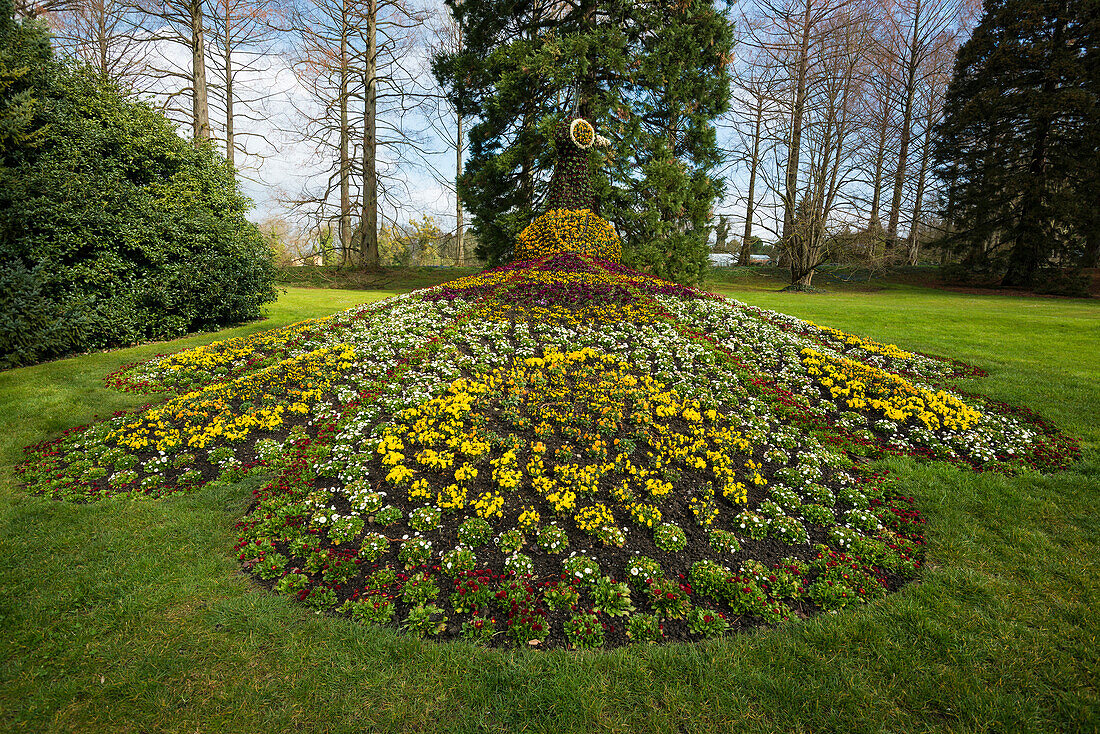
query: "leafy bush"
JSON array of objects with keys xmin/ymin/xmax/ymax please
[{"xmin": 0, "ymin": 18, "xmax": 276, "ymax": 368}]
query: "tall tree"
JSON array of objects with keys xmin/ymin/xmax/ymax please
[
  {"xmin": 287, "ymin": 0, "xmax": 424, "ymax": 268},
  {"xmin": 879, "ymin": 0, "xmax": 970, "ymax": 247},
  {"xmin": 434, "ymin": 0, "xmax": 733, "ymax": 283},
  {"xmin": 903, "ymin": 36, "xmax": 954, "ymax": 264},
  {"xmin": 855, "ymin": 39, "xmax": 896, "ymax": 255},
  {"xmin": 206, "ymin": 0, "xmax": 279, "ymax": 171},
  {"xmin": 742, "ymin": 0, "xmax": 851, "ymax": 282},
  {"xmin": 934, "ymin": 0, "xmax": 1098, "ymax": 286},
  {"xmin": 433, "ymin": 0, "xmax": 589, "ymax": 266},
  {"xmin": 779, "ymin": 3, "xmax": 866, "ymax": 287},
  {"xmin": 135, "ymin": 0, "xmax": 212, "ymax": 143},
  {"xmin": 726, "ymin": 36, "xmax": 783, "ymax": 267},
  {"xmin": 423, "ymin": 3, "xmax": 467, "ymax": 265}
]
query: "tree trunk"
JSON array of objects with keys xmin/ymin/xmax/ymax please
[
  {"xmin": 1001, "ymin": 141, "xmax": 1048, "ymax": 287},
  {"xmin": 781, "ymin": 0, "xmax": 813, "ymax": 252},
  {"xmin": 1082, "ymin": 230, "xmax": 1100, "ymax": 269},
  {"xmin": 520, "ymin": 105, "xmax": 536, "ymax": 210},
  {"xmin": 97, "ymin": 1, "xmax": 109, "ymax": 75},
  {"xmin": 713, "ymin": 215, "xmax": 729, "ymax": 253},
  {"xmin": 358, "ymin": 0, "xmax": 379, "ymax": 269},
  {"xmin": 338, "ymin": 0, "xmax": 351, "ymax": 267},
  {"xmin": 887, "ymin": 0, "xmax": 923, "ymax": 247},
  {"xmin": 907, "ymin": 121, "xmax": 933, "ymax": 265},
  {"xmin": 790, "ymin": 267, "xmax": 815, "ymax": 288},
  {"xmin": 867, "ymin": 104, "xmax": 888, "ymax": 261},
  {"xmin": 223, "ymin": 3, "xmax": 234, "ymax": 170},
  {"xmin": 456, "ymin": 111, "xmax": 464, "ymax": 266},
  {"xmin": 739, "ymin": 97, "xmax": 763, "ymax": 267},
  {"xmin": 190, "ymin": 0, "xmax": 210, "ymax": 143},
  {"xmin": 576, "ymin": 0, "xmax": 597, "ymax": 120}
]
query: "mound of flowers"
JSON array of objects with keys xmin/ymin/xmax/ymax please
[
  {"xmin": 18, "ymin": 254, "xmax": 1078, "ymax": 649},
  {"xmin": 514, "ymin": 208, "xmax": 622, "ymax": 262}
]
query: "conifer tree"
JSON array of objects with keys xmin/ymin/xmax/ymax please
[
  {"xmin": 934, "ymin": 0, "xmax": 1098, "ymax": 286},
  {"xmin": 433, "ymin": 0, "xmax": 733, "ymax": 283}
]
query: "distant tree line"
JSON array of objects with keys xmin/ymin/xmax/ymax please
[
  {"xmin": 723, "ymin": 0, "xmax": 1096, "ymax": 290},
  {"xmin": 11, "ymin": 0, "xmax": 1098, "ymax": 290}
]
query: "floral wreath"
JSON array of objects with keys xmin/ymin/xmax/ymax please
[{"xmin": 569, "ymin": 118, "xmax": 595, "ymax": 149}]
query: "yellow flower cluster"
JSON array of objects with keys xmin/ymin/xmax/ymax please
[
  {"xmin": 145, "ymin": 318, "xmax": 334, "ymax": 378},
  {"xmin": 474, "ymin": 491, "xmax": 504, "ymax": 519},
  {"xmin": 575, "ymin": 503, "xmax": 615, "ymax": 532},
  {"xmin": 800, "ymin": 348, "xmax": 982, "ymax": 431},
  {"xmin": 518, "ymin": 506, "xmax": 541, "ymax": 531},
  {"xmin": 430, "ymin": 269, "xmax": 514, "ymax": 295},
  {"xmin": 372, "ymin": 346, "xmax": 756, "ymax": 544},
  {"xmin": 570, "ymin": 118, "xmax": 595, "ymax": 147},
  {"xmin": 805, "ymin": 322, "xmax": 913, "ymax": 360},
  {"xmin": 437, "ymin": 483, "xmax": 467, "ymax": 512},
  {"xmin": 514, "ymin": 208, "xmax": 622, "ymax": 262},
  {"xmin": 106, "ymin": 345, "xmax": 356, "ymax": 453}
]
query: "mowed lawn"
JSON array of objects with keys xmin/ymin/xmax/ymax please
[{"xmin": 0, "ymin": 280, "xmax": 1097, "ymax": 733}]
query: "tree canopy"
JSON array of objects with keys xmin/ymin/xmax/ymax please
[
  {"xmin": 933, "ymin": 0, "xmax": 1099, "ymax": 286},
  {"xmin": 433, "ymin": 0, "xmax": 734, "ymax": 284}
]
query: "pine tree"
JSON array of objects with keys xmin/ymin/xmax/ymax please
[
  {"xmin": 934, "ymin": 0, "xmax": 1099, "ymax": 286},
  {"xmin": 433, "ymin": 0, "xmax": 733, "ymax": 284}
]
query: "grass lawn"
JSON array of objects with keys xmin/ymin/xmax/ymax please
[{"xmin": 1, "ymin": 281, "xmax": 1097, "ymax": 733}]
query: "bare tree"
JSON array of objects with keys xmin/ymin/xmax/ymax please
[
  {"xmin": 288, "ymin": 0, "xmax": 354, "ymax": 261},
  {"xmin": 285, "ymin": 0, "xmax": 427, "ymax": 269},
  {"xmin": 46, "ymin": 0, "xmax": 150, "ymax": 88},
  {"xmin": 206, "ymin": 0, "xmax": 281, "ymax": 171},
  {"xmin": 877, "ymin": 0, "xmax": 972, "ymax": 246},
  {"xmin": 904, "ymin": 31, "xmax": 956, "ymax": 264},
  {"xmin": 726, "ymin": 36, "xmax": 785, "ymax": 267},
  {"xmin": 850, "ymin": 38, "xmax": 895, "ymax": 260},
  {"xmin": 135, "ymin": 0, "xmax": 212, "ymax": 143},
  {"xmin": 780, "ymin": 4, "xmax": 867, "ymax": 286},
  {"xmin": 743, "ymin": 0, "xmax": 864, "ymax": 286},
  {"xmin": 14, "ymin": 0, "xmax": 73, "ymax": 19},
  {"xmin": 422, "ymin": 3, "xmax": 467, "ymax": 265}
]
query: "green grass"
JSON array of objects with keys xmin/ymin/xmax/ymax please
[
  {"xmin": 1, "ymin": 281, "xmax": 1098, "ymax": 733},
  {"xmin": 276, "ymin": 264, "xmax": 483, "ymax": 291}
]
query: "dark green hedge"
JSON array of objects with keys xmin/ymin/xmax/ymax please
[{"xmin": 0, "ymin": 9, "xmax": 276, "ymax": 369}]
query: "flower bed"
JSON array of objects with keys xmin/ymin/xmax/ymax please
[{"xmin": 17, "ymin": 254, "xmax": 1079, "ymax": 649}]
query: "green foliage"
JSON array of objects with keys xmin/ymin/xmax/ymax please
[
  {"xmin": 457, "ymin": 516, "xmax": 493, "ymax": 547},
  {"xmin": 624, "ymin": 612, "xmax": 662, "ymax": 643},
  {"xmin": 644, "ymin": 577, "xmax": 691, "ymax": 620},
  {"xmin": 0, "ymin": 11, "xmax": 276, "ymax": 368},
  {"xmin": 688, "ymin": 560, "xmax": 729, "ymax": 602},
  {"xmin": 402, "ymin": 604, "xmax": 446, "ymax": 638},
  {"xmin": 564, "ymin": 611, "xmax": 604, "ymax": 649},
  {"xmin": 653, "ymin": 522, "xmax": 687, "ymax": 552},
  {"xmin": 0, "ymin": 0, "xmax": 49, "ymax": 157},
  {"xmin": 434, "ymin": 0, "xmax": 732, "ymax": 282},
  {"xmin": 340, "ymin": 593, "xmax": 395, "ymax": 627},
  {"xmin": 591, "ymin": 577, "xmax": 634, "ymax": 617},
  {"xmin": 686, "ymin": 606, "xmax": 728, "ymax": 638},
  {"xmin": 401, "ymin": 572, "xmax": 441, "ymax": 606},
  {"xmin": 542, "ymin": 580, "xmax": 579, "ymax": 612},
  {"xmin": 934, "ymin": 0, "xmax": 1100, "ymax": 285}
]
